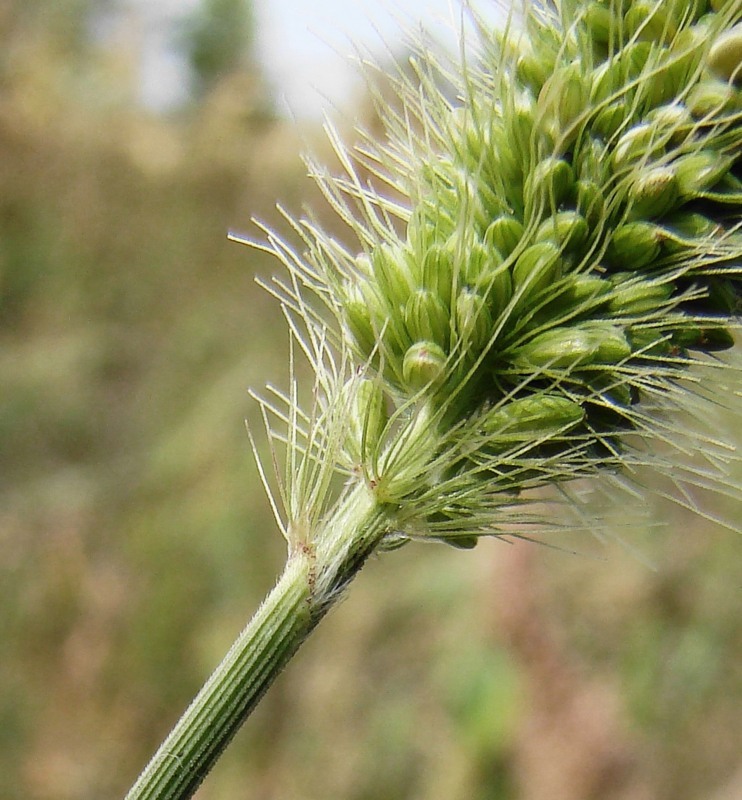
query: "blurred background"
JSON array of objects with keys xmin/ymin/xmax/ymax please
[{"xmin": 1, "ymin": 1, "xmax": 740, "ymax": 799}]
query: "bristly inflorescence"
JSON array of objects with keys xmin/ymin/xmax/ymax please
[{"xmin": 245, "ymin": 0, "xmax": 742, "ymax": 550}]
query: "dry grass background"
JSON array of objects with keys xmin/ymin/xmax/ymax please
[{"xmin": 1, "ymin": 3, "xmax": 740, "ymax": 799}]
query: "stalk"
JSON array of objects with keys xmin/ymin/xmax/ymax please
[{"xmin": 125, "ymin": 485, "xmax": 388, "ymax": 800}]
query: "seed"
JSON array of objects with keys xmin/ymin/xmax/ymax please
[
  {"xmin": 646, "ymin": 102, "xmax": 693, "ymax": 146},
  {"xmin": 687, "ymin": 79, "xmax": 739, "ymax": 117},
  {"xmin": 481, "ymin": 394, "xmax": 585, "ymax": 439},
  {"xmin": 661, "ymin": 211, "xmax": 721, "ymax": 252},
  {"xmin": 455, "ymin": 288, "xmax": 493, "ymax": 352},
  {"xmin": 607, "ymin": 277, "xmax": 674, "ymax": 315},
  {"xmin": 524, "ymin": 156, "xmax": 575, "ymax": 213},
  {"xmin": 612, "ymin": 123, "xmax": 663, "ymax": 172},
  {"xmin": 592, "ymin": 100, "xmax": 629, "ymax": 139},
  {"xmin": 575, "ymin": 179, "xmax": 606, "ymax": 228},
  {"xmin": 534, "ymin": 210, "xmax": 590, "ymax": 252},
  {"xmin": 344, "ymin": 283, "xmax": 378, "ymax": 359},
  {"xmin": 674, "ymin": 325, "xmax": 736, "ymax": 352},
  {"xmin": 343, "ymin": 379, "xmax": 388, "ymax": 463},
  {"xmin": 538, "ymin": 62, "xmax": 589, "ymax": 137},
  {"xmin": 420, "ymin": 243, "xmax": 455, "ymax": 309},
  {"xmin": 606, "ymin": 221, "xmax": 663, "ymax": 269},
  {"xmin": 511, "ymin": 323, "xmax": 630, "ymax": 369},
  {"xmin": 402, "ymin": 341, "xmax": 448, "ymax": 389},
  {"xmin": 624, "ymin": 1, "xmax": 677, "ymax": 44},
  {"xmin": 404, "ymin": 289, "xmax": 450, "ymax": 347},
  {"xmin": 371, "ymin": 244, "xmax": 414, "ymax": 311},
  {"xmin": 674, "ymin": 150, "xmax": 734, "ymax": 197},
  {"xmin": 484, "ymin": 215, "xmax": 525, "ymax": 257},
  {"xmin": 583, "ymin": 2, "xmax": 613, "ymax": 44},
  {"xmin": 459, "ymin": 242, "xmax": 502, "ymax": 288},
  {"xmin": 512, "ymin": 241, "xmax": 563, "ymax": 305},
  {"xmin": 708, "ymin": 24, "xmax": 742, "ymax": 85},
  {"xmin": 628, "ymin": 166, "xmax": 680, "ymax": 219}
]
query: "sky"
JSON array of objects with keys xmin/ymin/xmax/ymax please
[
  {"xmin": 252, "ymin": 0, "xmax": 505, "ymax": 118},
  {"xmin": 128, "ymin": 0, "xmax": 505, "ymax": 117}
]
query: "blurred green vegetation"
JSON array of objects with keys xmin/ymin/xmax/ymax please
[{"xmin": 1, "ymin": 3, "xmax": 740, "ymax": 799}]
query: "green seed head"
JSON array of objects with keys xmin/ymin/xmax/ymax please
[{"xmin": 245, "ymin": 0, "xmax": 742, "ymax": 549}]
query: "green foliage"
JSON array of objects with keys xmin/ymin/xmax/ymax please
[{"xmin": 177, "ymin": 0, "xmax": 255, "ymax": 97}]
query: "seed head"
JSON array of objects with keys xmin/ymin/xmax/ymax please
[{"xmin": 243, "ymin": 0, "xmax": 742, "ymax": 548}]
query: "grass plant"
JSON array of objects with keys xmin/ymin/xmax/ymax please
[{"xmin": 125, "ymin": 2, "xmax": 742, "ymax": 798}]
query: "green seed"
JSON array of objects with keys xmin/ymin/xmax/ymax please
[
  {"xmin": 590, "ymin": 42, "xmax": 654, "ymax": 102},
  {"xmin": 404, "ymin": 289, "xmax": 450, "ymax": 346},
  {"xmin": 343, "ymin": 379, "xmax": 388, "ymax": 462},
  {"xmin": 344, "ymin": 283, "xmax": 378, "ymax": 358},
  {"xmin": 576, "ymin": 179, "xmax": 606, "ymax": 228},
  {"xmin": 646, "ymin": 102, "xmax": 693, "ymax": 146},
  {"xmin": 624, "ymin": 1, "xmax": 677, "ymax": 43},
  {"xmin": 674, "ymin": 150, "xmax": 734, "ymax": 197},
  {"xmin": 576, "ymin": 137, "xmax": 610, "ymax": 185},
  {"xmin": 371, "ymin": 244, "xmax": 413, "ymax": 310},
  {"xmin": 512, "ymin": 322, "xmax": 630, "ymax": 369},
  {"xmin": 583, "ymin": 1, "xmax": 614, "ymax": 44},
  {"xmin": 555, "ymin": 274, "xmax": 613, "ymax": 309},
  {"xmin": 628, "ymin": 327, "xmax": 672, "ymax": 356},
  {"xmin": 459, "ymin": 242, "xmax": 503, "ymax": 288},
  {"xmin": 605, "ymin": 221, "xmax": 663, "ymax": 269},
  {"xmin": 592, "ymin": 100, "xmax": 629, "ymax": 139},
  {"xmin": 481, "ymin": 394, "xmax": 585, "ymax": 439},
  {"xmin": 673, "ymin": 325, "xmax": 736, "ymax": 351},
  {"xmin": 512, "ymin": 241, "xmax": 563, "ymax": 301},
  {"xmin": 686, "ymin": 78, "xmax": 739, "ymax": 117},
  {"xmin": 608, "ymin": 277, "xmax": 674, "ymax": 314},
  {"xmin": 661, "ymin": 211, "xmax": 722, "ymax": 252},
  {"xmin": 421, "ymin": 243, "xmax": 455, "ymax": 309},
  {"xmin": 481, "ymin": 262, "xmax": 514, "ymax": 319},
  {"xmin": 524, "ymin": 156, "xmax": 575, "ymax": 213},
  {"xmin": 484, "ymin": 215, "xmax": 525, "ymax": 257},
  {"xmin": 612, "ymin": 123, "xmax": 663, "ymax": 172},
  {"xmin": 708, "ymin": 24, "xmax": 742, "ymax": 85},
  {"xmin": 628, "ymin": 165, "xmax": 680, "ymax": 219},
  {"xmin": 582, "ymin": 321, "xmax": 633, "ymax": 362},
  {"xmin": 534, "ymin": 210, "xmax": 590, "ymax": 252},
  {"xmin": 402, "ymin": 341, "xmax": 448, "ymax": 389},
  {"xmin": 455, "ymin": 288, "xmax": 494, "ymax": 352},
  {"xmin": 516, "ymin": 47, "xmax": 552, "ymax": 95},
  {"xmin": 507, "ymin": 91, "xmax": 537, "ymax": 158},
  {"xmin": 538, "ymin": 62, "xmax": 589, "ymax": 137}
]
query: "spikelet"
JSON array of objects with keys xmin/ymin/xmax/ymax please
[{"xmin": 241, "ymin": 0, "xmax": 742, "ymax": 552}]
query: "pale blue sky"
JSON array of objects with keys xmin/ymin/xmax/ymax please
[
  {"xmin": 253, "ymin": 0, "xmax": 504, "ymax": 118},
  {"xmin": 129, "ymin": 0, "xmax": 504, "ymax": 116}
]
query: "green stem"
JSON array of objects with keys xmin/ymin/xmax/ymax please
[{"xmin": 125, "ymin": 484, "xmax": 387, "ymax": 800}]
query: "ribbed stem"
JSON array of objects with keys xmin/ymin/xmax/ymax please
[{"xmin": 125, "ymin": 484, "xmax": 387, "ymax": 800}]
